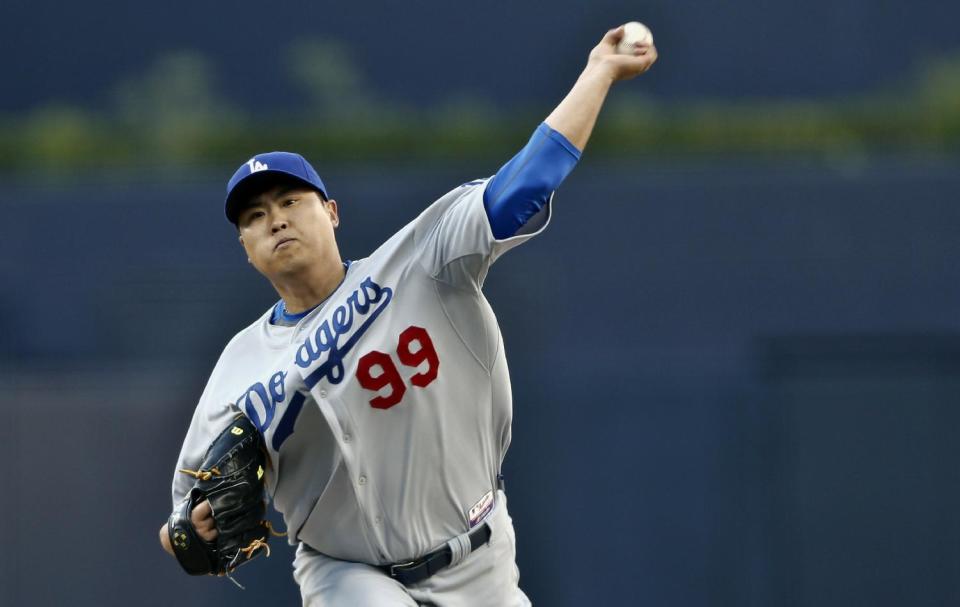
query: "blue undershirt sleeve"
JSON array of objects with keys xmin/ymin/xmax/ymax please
[{"xmin": 483, "ymin": 122, "xmax": 581, "ymax": 239}]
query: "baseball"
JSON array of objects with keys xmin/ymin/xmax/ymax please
[{"xmin": 616, "ymin": 21, "xmax": 654, "ymax": 55}]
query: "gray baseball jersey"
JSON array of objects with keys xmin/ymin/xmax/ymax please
[{"xmin": 172, "ymin": 180, "xmax": 550, "ymax": 571}]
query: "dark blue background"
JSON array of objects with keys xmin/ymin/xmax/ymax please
[
  {"xmin": 3, "ymin": 1, "xmax": 960, "ymax": 604},
  {"xmin": 3, "ymin": 0, "xmax": 959, "ymax": 112},
  {"xmin": 2, "ymin": 155, "xmax": 959, "ymax": 606}
]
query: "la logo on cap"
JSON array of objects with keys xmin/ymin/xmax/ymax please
[{"xmin": 247, "ymin": 158, "xmax": 269, "ymax": 173}]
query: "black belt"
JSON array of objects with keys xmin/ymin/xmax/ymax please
[{"xmin": 381, "ymin": 522, "xmax": 492, "ymax": 586}]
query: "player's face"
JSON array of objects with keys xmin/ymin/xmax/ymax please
[{"xmin": 236, "ymin": 185, "xmax": 340, "ymax": 279}]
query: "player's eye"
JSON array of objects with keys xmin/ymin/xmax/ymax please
[
  {"xmin": 283, "ymin": 198, "xmax": 298, "ymax": 207},
  {"xmin": 243, "ymin": 210, "xmax": 265, "ymax": 224}
]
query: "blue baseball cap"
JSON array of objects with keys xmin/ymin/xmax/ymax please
[{"xmin": 225, "ymin": 151, "xmax": 329, "ymax": 224}]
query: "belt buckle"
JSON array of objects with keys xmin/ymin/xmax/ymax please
[{"xmin": 388, "ymin": 560, "xmax": 417, "ymax": 577}]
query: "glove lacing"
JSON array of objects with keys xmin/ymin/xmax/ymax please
[{"xmin": 179, "ymin": 467, "xmax": 221, "ymax": 481}]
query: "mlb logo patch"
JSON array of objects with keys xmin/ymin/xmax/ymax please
[{"xmin": 468, "ymin": 490, "xmax": 495, "ymax": 528}]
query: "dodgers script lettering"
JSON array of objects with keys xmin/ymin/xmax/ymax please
[{"xmin": 295, "ymin": 276, "xmax": 394, "ymax": 389}]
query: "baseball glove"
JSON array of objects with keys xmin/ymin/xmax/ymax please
[{"xmin": 167, "ymin": 414, "xmax": 283, "ymax": 578}]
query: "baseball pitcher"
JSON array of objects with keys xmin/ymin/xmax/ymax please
[{"xmin": 159, "ymin": 25, "xmax": 657, "ymax": 605}]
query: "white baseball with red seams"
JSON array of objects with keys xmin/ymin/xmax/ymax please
[{"xmin": 616, "ymin": 21, "xmax": 654, "ymax": 55}]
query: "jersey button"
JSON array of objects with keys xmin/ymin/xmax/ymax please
[
  {"xmin": 374, "ymin": 515, "xmax": 383, "ymax": 525},
  {"xmin": 319, "ymin": 389, "xmax": 328, "ymax": 399},
  {"xmin": 358, "ymin": 475, "xmax": 367, "ymax": 486},
  {"xmin": 343, "ymin": 433, "xmax": 352, "ymax": 443}
]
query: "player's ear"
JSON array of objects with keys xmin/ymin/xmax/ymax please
[
  {"xmin": 237, "ymin": 235, "xmax": 252, "ymax": 263},
  {"xmin": 324, "ymin": 199, "xmax": 340, "ymax": 228}
]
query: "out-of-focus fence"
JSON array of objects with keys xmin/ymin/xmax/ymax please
[{"xmin": 2, "ymin": 156, "xmax": 958, "ymax": 606}]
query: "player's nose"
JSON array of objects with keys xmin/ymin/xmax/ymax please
[{"xmin": 270, "ymin": 215, "xmax": 289, "ymax": 233}]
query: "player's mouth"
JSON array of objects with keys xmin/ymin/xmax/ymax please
[{"xmin": 274, "ymin": 237, "xmax": 298, "ymax": 251}]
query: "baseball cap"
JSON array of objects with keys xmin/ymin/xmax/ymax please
[{"xmin": 224, "ymin": 151, "xmax": 329, "ymax": 224}]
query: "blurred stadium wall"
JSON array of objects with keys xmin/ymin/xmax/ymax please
[{"xmin": 3, "ymin": 2, "xmax": 960, "ymax": 605}]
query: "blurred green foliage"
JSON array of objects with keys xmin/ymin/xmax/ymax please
[{"xmin": 3, "ymin": 44, "xmax": 959, "ymax": 175}]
